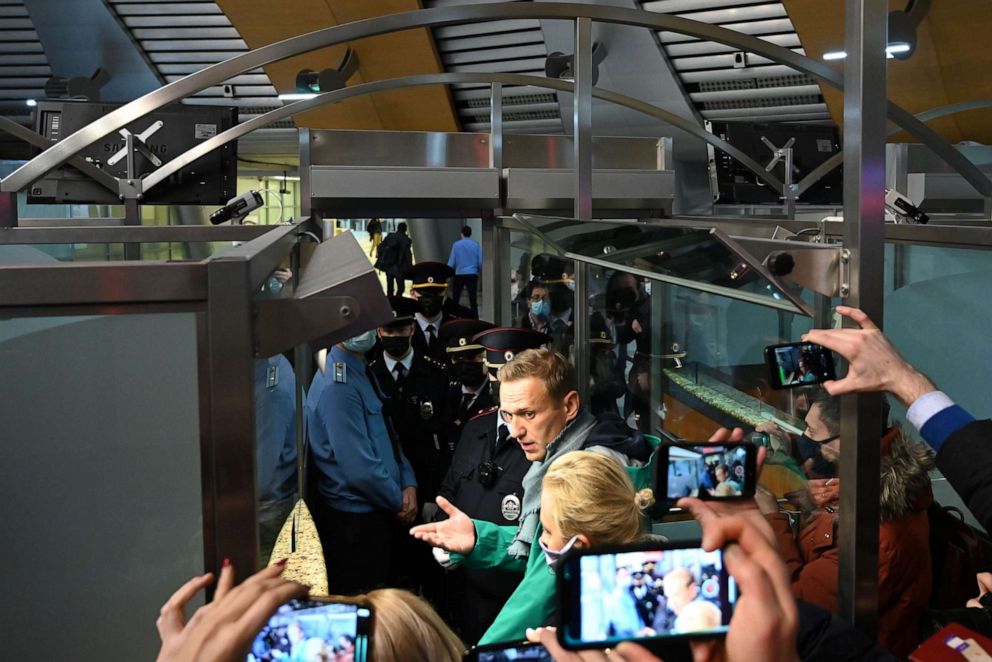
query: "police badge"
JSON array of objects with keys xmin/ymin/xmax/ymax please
[
  {"xmin": 420, "ymin": 400, "xmax": 434, "ymax": 420},
  {"xmin": 501, "ymin": 493, "xmax": 521, "ymax": 521}
]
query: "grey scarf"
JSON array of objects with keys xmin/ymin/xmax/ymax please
[{"xmin": 507, "ymin": 408, "xmax": 598, "ymax": 560}]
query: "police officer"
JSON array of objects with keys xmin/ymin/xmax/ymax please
[
  {"xmin": 403, "ymin": 261, "xmax": 471, "ymax": 361},
  {"xmin": 369, "ymin": 296, "xmax": 451, "ymax": 508},
  {"xmin": 434, "ymin": 327, "xmax": 549, "ymax": 644},
  {"xmin": 438, "ymin": 318, "xmax": 496, "ymax": 453},
  {"xmin": 368, "ymin": 296, "xmax": 451, "ymax": 602},
  {"xmin": 305, "ymin": 327, "xmax": 418, "ymax": 595}
]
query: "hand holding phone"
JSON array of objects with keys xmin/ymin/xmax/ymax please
[
  {"xmin": 655, "ymin": 443, "xmax": 757, "ymax": 502},
  {"xmin": 764, "ymin": 341, "xmax": 837, "ymax": 389}
]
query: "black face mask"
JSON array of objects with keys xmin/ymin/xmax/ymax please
[
  {"xmin": 419, "ymin": 294, "xmax": 443, "ymax": 318},
  {"xmin": 380, "ymin": 335, "xmax": 411, "ymax": 358},
  {"xmin": 798, "ymin": 433, "xmax": 839, "ymax": 478},
  {"xmin": 454, "ymin": 361, "xmax": 488, "ymax": 388}
]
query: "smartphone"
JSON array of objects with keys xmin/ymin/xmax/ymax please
[
  {"xmin": 764, "ymin": 341, "xmax": 837, "ymax": 389},
  {"xmin": 246, "ymin": 598, "xmax": 372, "ymax": 662},
  {"xmin": 557, "ymin": 541, "xmax": 737, "ymax": 650},
  {"xmin": 464, "ymin": 640, "xmax": 551, "ymax": 661},
  {"xmin": 654, "ymin": 442, "xmax": 757, "ymax": 501}
]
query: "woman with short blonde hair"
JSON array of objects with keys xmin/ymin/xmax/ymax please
[{"xmin": 362, "ymin": 588, "xmax": 465, "ymax": 662}]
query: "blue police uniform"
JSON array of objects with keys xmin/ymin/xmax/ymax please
[
  {"xmin": 254, "ymin": 354, "xmax": 298, "ymax": 561},
  {"xmin": 306, "ymin": 345, "xmax": 418, "ymax": 593}
]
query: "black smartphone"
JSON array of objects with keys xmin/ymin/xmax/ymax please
[
  {"xmin": 654, "ymin": 442, "xmax": 757, "ymax": 501},
  {"xmin": 246, "ymin": 598, "xmax": 372, "ymax": 661},
  {"xmin": 764, "ymin": 341, "xmax": 837, "ymax": 389},
  {"xmin": 463, "ymin": 640, "xmax": 551, "ymax": 661},
  {"xmin": 557, "ymin": 541, "xmax": 737, "ymax": 650}
]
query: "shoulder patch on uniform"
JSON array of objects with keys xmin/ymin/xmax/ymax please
[{"xmin": 469, "ymin": 406, "xmax": 498, "ymax": 421}]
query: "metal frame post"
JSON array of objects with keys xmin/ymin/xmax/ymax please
[
  {"xmin": 574, "ymin": 17, "xmax": 593, "ymax": 221},
  {"xmin": 489, "ymin": 82, "xmax": 503, "ymax": 174},
  {"xmin": 0, "ymin": 191, "xmax": 16, "ymax": 228},
  {"xmin": 838, "ymin": 0, "xmax": 887, "ymax": 634},
  {"xmin": 206, "ymin": 256, "xmax": 260, "ymax": 574},
  {"xmin": 573, "ymin": 260, "xmax": 590, "ymax": 402},
  {"xmin": 481, "ymin": 210, "xmax": 499, "ymax": 323}
]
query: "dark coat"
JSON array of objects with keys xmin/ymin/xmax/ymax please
[
  {"xmin": 442, "ymin": 381, "xmax": 495, "ymax": 455},
  {"xmin": 369, "ymin": 351, "xmax": 450, "ymax": 505},
  {"xmin": 411, "ymin": 312, "xmax": 462, "ymax": 363},
  {"xmin": 376, "ymin": 231, "xmax": 412, "ymax": 276},
  {"xmin": 936, "ymin": 419, "xmax": 992, "ymax": 533},
  {"xmin": 767, "ymin": 430, "xmax": 934, "ymax": 659}
]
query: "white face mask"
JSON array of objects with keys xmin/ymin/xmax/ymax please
[
  {"xmin": 539, "ymin": 534, "xmax": 580, "ymax": 568},
  {"xmin": 643, "ymin": 282, "xmax": 652, "ymax": 296}
]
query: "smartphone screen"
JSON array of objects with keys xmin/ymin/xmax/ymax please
[
  {"xmin": 764, "ymin": 341, "xmax": 837, "ymax": 389},
  {"xmin": 246, "ymin": 599, "xmax": 372, "ymax": 662},
  {"xmin": 559, "ymin": 543, "xmax": 737, "ymax": 649},
  {"xmin": 464, "ymin": 640, "xmax": 551, "ymax": 661},
  {"xmin": 655, "ymin": 443, "xmax": 756, "ymax": 501}
]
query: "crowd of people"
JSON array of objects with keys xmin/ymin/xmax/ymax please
[{"xmin": 173, "ymin": 234, "xmax": 992, "ymax": 662}]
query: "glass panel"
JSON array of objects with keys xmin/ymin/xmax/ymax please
[
  {"xmin": 0, "ymin": 313, "xmax": 203, "ymax": 660},
  {"xmin": 514, "ymin": 215, "xmax": 811, "ymax": 316}
]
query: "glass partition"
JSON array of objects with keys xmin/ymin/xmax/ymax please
[{"xmin": 0, "ymin": 313, "xmax": 204, "ymax": 660}]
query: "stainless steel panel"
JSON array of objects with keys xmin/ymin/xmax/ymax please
[
  {"xmin": 0, "ymin": 262, "xmax": 207, "ymax": 306},
  {"xmin": 574, "ymin": 17, "xmax": 593, "ymax": 220},
  {"xmin": 504, "ymin": 168, "xmax": 674, "ymax": 211},
  {"xmin": 307, "ymin": 130, "xmax": 491, "ymax": 168},
  {"xmin": 309, "ymin": 166, "xmax": 500, "ymax": 212},
  {"xmin": 503, "ymin": 135, "xmax": 668, "ymax": 169}
]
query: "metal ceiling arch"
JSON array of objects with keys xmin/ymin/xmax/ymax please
[
  {"xmin": 140, "ymin": 71, "xmax": 783, "ymax": 193},
  {"xmin": 3, "ymin": 1, "xmax": 989, "ymax": 197}
]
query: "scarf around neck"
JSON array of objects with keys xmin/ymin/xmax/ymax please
[{"xmin": 507, "ymin": 408, "xmax": 598, "ymax": 559}]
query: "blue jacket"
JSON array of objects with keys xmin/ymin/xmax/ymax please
[
  {"xmin": 306, "ymin": 346, "xmax": 417, "ymax": 513},
  {"xmin": 448, "ymin": 237, "xmax": 482, "ymax": 276},
  {"xmin": 254, "ymin": 355, "xmax": 298, "ymax": 504}
]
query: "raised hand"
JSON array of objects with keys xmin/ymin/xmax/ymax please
[
  {"xmin": 803, "ymin": 306, "xmax": 935, "ymax": 406},
  {"xmin": 409, "ymin": 496, "xmax": 477, "ymax": 554}
]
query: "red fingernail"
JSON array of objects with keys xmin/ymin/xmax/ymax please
[
  {"xmin": 222, "ymin": 557, "xmax": 231, "ymax": 568},
  {"xmin": 275, "ymin": 557, "xmax": 288, "ymax": 566}
]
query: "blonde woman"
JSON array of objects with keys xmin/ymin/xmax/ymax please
[
  {"xmin": 477, "ymin": 451, "xmax": 654, "ymax": 644},
  {"xmin": 360, "ymin": 588, "xmax": 464, "ymax": 662}
]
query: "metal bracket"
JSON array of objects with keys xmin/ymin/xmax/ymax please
[
  {"xmin": 762, "ymin": 136, "xmax": 797, "ymax": 218},
  {"xmin": 107, "ymin": 121, "xmax": 164, "ymax": 169},
  {"xmin": 839, "ymin": 248, "xmax": 851, "ymax": 298},
  {"xmin": 253, "ymin": 295, "xmax": 360, "ymax": 357},
  {"xmin": 733, "ymin": 236, "xmax": 844, "ymax": 298}
]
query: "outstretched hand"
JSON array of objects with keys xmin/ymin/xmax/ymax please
[
  {"xmin": 409, "ymin": 496, "xmax": 477, "ymax": 554},
  {"xmin": 156, "ymin": 561, "xmax": 308, "ymax": 662},
  {"xmin": 803, "ymin": 306, "xmax": 935, "ymax": 406}
]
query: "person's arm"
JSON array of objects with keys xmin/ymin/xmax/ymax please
[
  {"xmin": 450, "ymin": 519, "xmax": 528, "ymax": 573},
  {"xmin": 447, "ymin": 242, "xmax": 457, "ymax": 269},
  {"xmin": 906, "ymin": 390, "xmax": 976, "ymax": 451},
  {"xmin": 474, "ymin": 241, "xmax": 482, "ymax": 275},
  {"xmin": 478, "ymin": 550, "xmax": 557, "ymax": 645},
  {"xmin": 765, "ymin": 513, "xmax": 805, "ymax": 579},
  {"xmin": 935, "ymin": 420, "xmax": 992, "ymax": 533},
  {"xmin": 321, "ymin": 386, "xmax": 404, "ymax": 512}
]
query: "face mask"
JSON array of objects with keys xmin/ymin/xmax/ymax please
[
  {"xmin": 419, "ymin": 294, "xmax": 443, "ymax": 318},
  {"xmin": 530, "ymin": 299, "xmax": 550, "ymax": 319},
  {"xmin": 343, "ymin": 330, "xmax": 376, "ymax": 354},
  {"xmin": 380, "ymin": 335, "xmax": 411, "ymax": 358},
  {"xmin": 565, "ymin": 280, "xmax": 575, "ymax": 291},
  {"xmin": 455, "ymin": 361, "xmax": 487, "ymax": 388},
  {"xmin": 798, "ymin": 433, "xmax": 839, "ymax": 478},
  {"xmin": 644, "ymin": 282, "xmax": 652, "ymax": 296},
  {"xmin": 540, "ymin": 534, "xmax": 580, "ymax": 568}
]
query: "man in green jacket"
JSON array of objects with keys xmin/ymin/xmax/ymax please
[{"xmin": 410, "ymin": 348, "xmax": 652, "ymax": 643}]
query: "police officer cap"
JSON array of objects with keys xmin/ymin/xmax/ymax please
[
  {"xmin": 382, "ymin": 296, "xmax": 420, "ymax": 328},
  {"xmin": 589, "ymin": 313, "xmax": 613, "ymax": 345},
  {"xmin": 533, "ymin": 254, "xmax": 571, "ymax": 285},
  {"xmin": 403, "ymin": 261, "xmax": 454, "ymax": 290},
  {"xmin": 473, "ymin": 327, "xmax": 550, "ymax": 370},
  {"xmin": 440, "ymin": 318, "xmax": 495, "ymax": 354}
]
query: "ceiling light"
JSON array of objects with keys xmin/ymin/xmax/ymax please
[
  {"xmin": 886, "ymin": 43, "xmax": 911, "ymax": 54},
  {"xmin": 25, "ymin": 99, "xmax": 37, "ymax": 107},
  {"xmin": 822, "ymin": 43, "xmax": 913, "ymax": 61},
  {"xmin": 278, "ymin": 93, "xmax": 317, "ymax": 101},
  {"xmin": 822, "ymin": 50, "xmax": 847, "ymax": 60}
]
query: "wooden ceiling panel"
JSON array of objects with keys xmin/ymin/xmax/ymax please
[
  {"xmin": 215, "ymin": 0, "xmax": 458, "ymax": 132},
  {"xmin": 781, "ymin": 0, "xmax": 992, "ymax": 144}
]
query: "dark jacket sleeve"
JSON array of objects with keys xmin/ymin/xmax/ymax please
[
  {"xmin": 935, "ymin": 419, "xmax": 992, "ymax": 532},
  {"xmin": 796, "ymin": 599, "xmax": 900, "ymax": 662}
]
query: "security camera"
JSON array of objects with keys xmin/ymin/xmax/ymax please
[
  {"xmin": 210, "ymin": 190, "xmax": 264, "ymax": 225},
  {"xmin": 885, "ymin": 188, "xmax": 929, "ymax": 224}
]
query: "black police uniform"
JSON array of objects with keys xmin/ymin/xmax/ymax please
[
  {"xmin": 438, "ymin": 318, "xmax": 497, "ymax": 452},
  {"xmin": 403, "ymin": 261, "xmax": 469, "ymax": 363},
  {"xmin": 433, "ymin": 327, "xmax": 549, "ymax": 644},
  {"xmin": 369, "ymin": 351, "xmax": 450, "ymax": 505}
]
